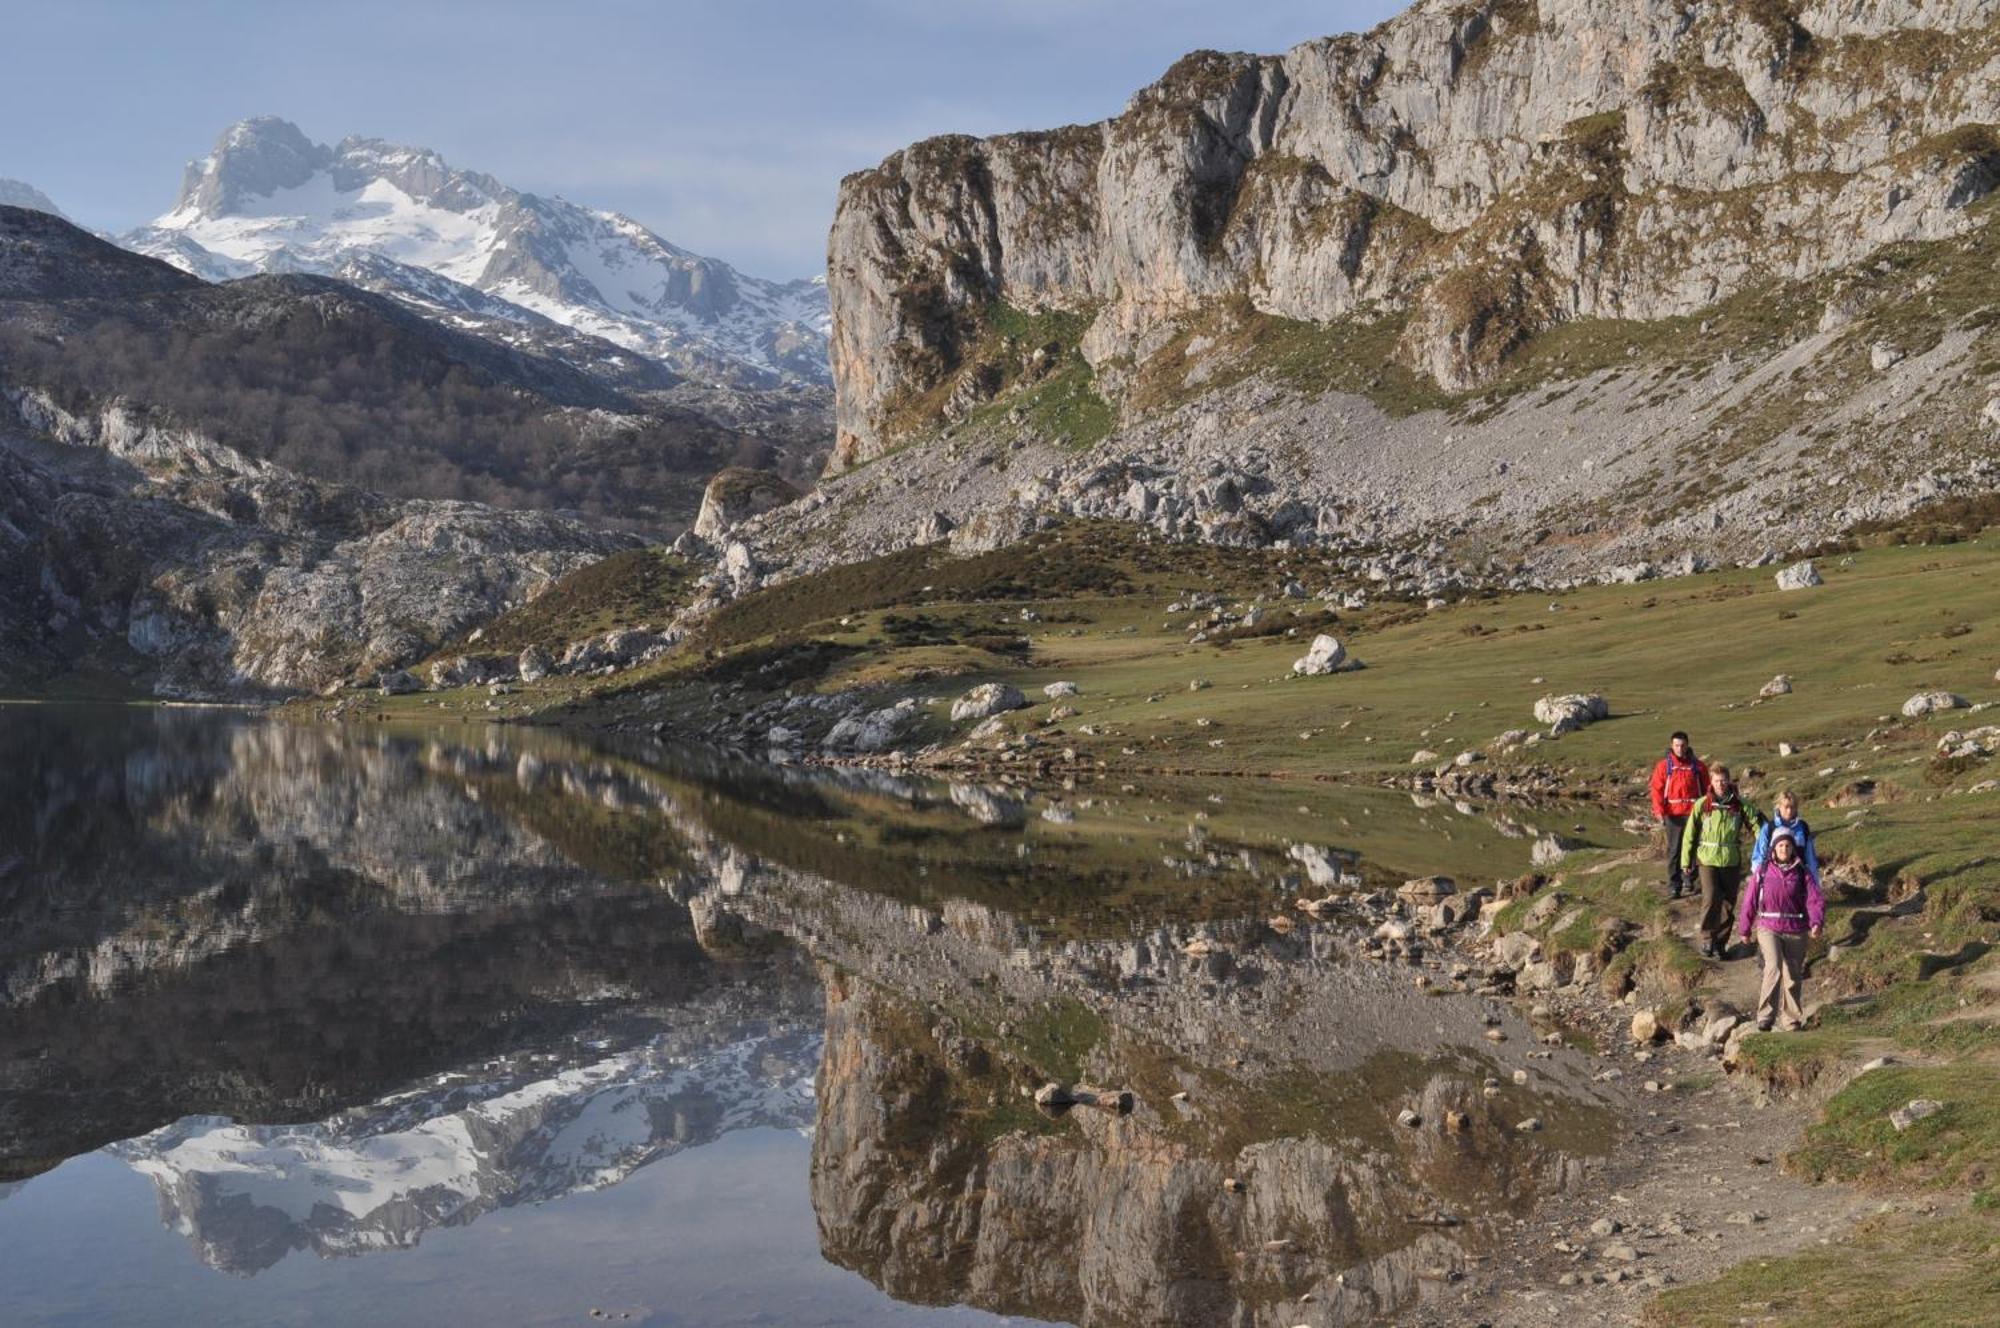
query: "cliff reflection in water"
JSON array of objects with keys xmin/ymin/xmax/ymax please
[{"xmin": 0, "ymin": 707, "xmax": 1624, "ymax": 1323}]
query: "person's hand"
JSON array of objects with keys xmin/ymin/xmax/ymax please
[{"xmin": 1809, "ymin": 927, "xmax": 1823, "ymax": 939}]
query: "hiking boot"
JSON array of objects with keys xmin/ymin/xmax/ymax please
[{"xmin": 1755, "ymin": 1021, "xmax": 1774, "ymax": 1032}]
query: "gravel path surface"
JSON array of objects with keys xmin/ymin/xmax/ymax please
[{"xmin": 1405, "ymin": 893, "xmax": 1909, "ymax": 1326}]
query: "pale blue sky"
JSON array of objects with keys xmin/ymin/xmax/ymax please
[{"xmin": 1, "ymin": 0, "xmax": 1402, "ymax": 278}]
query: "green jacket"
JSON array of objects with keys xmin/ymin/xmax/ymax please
[{"xmin": 1681, "ymin": 792, "xmax": 1752, "ymax": 870}]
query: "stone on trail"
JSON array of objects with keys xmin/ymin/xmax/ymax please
[
  {"xmin": 517, "ymin": 643, "xmax": 552, "ymax": 682},
  {"xmin": 1043, "ymin": 680, "xmax": 1080, "ymax": 698},
  {"xmin": 1774, "ymin": 560, "xmax": 1822, "ymax": 591},
  {"xmin": 1703, "ymin": 1014, "xmax": 1742, "ymax": 1045},
  {"xmin": 952, "ymin": 682, "xmax": 1029, "ymax": 722},
  {"xmin": 1901, "ymin": 691, "xmax": 1968, "ymax": 719},
  {"xmin": 1760, "ymin": 674, "xmax": 1792, "ymax": 698},
  {"xmin": 1411, "ymin": 749, "xmax": 1440, "ymax": 764},
  {"xmin": 1630, "ymin": 1009, "xmax": 1662, "ymax": 1044},
  {"xmin": 1291, "ymin": 633, "xmax": 1350, "ymax": 676},
  {"xmin": 1890, "ymin": 1098, "xmax": 1945, "ymax": 1132},
  {"xmin": 1397, "ymin": 1107, "xmax": 1422, "ymax": 1128}
]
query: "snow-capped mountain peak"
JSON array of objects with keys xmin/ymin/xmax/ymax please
[{"xmin": 128, "ymin": 117, "xmax": 829, "ymax": 385}]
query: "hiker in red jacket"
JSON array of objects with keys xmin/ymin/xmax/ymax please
[{"xmin": 1648, "ymin": 731, "xmax": 1708, "ymax": 899}]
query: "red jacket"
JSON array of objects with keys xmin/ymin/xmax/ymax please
[{"xmin": 1650, "ymin": 749, "xmax": 1708, "ymax": 818}]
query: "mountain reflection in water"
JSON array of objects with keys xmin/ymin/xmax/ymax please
[{"xmin": 0, "ymin": 706, "xmax": 1630, "ymax": 1326}]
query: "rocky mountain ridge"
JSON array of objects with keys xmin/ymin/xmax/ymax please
[
  {"xmin": 828, "ymin": 0, "xmax": 1999, "ymax": 465},
  {"xmin": 128, "ymin": 116, "xmax": 831, "ymax": 388}
]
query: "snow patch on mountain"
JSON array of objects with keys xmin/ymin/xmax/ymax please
[
  {"xmin": 125, "ymin": 117, "xmax": 830, "ymax": 386},
  {"xmin": 112, "ymin": 1022, "xmax": 821, "ymax": 1271}
]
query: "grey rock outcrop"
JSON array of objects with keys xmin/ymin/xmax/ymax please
[
  {"xmin": 692, "ymin": 467, "xmax": 800, "ymax": 541},
  {"xmin": 517, "ymin": 644, "xmax": 553, "ymax": 682}
]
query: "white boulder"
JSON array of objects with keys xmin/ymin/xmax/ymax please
[
  {"xmin": 1775, "ymin": 560, "xmax": 1822, "ymax": 591},
  {"xmin": 1902, "ymin": 691, "xmax": 1968, "ymax": 719},
  {"xmin": 1291, "ymin": 634, "xmax": 1349, "ymax": 676},
  {"xmin": 952, "ymin": 682, "xmax": 1029, "ymax": 722},
  {"xmin": 824, "ymin": 700, "xmax": 918, "ymax": 753},
  {"xmin": 1534, "ymin": 693, "xmax": 1608, "ymax": 730}
]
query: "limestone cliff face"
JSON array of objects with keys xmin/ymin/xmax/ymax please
[{"xmin": 827, "ymin": 0, "xmax": 2000, "ymax": 468}]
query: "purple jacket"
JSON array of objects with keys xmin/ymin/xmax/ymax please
[{"xmin": 1737, "ymin": 857, "xmax": 1826, "ymax": 938}]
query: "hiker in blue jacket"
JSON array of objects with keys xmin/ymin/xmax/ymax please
[{"xmin": 1750, "ymin": 789, "xmax": 1819, "ymax": 878}]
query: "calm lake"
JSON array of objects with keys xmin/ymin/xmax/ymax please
[{"xmin": 0, "ymin": 705, "xmax": 1632, "ymax": 1326}]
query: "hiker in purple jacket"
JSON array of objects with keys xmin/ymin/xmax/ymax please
[{"xmin": 1736, "ymin": 825, "xmax": 1827, "ymax": 1031}]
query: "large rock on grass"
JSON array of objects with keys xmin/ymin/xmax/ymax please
[
  {"xmin": 1291, "ymin": 634, "xmax": 1350, "ymax": 676},
  {"xmin": 951, "ymin": 682, "xmax": 1028, "ymax": 722},
  {"xmin": 824, "ymin": 699, "xmax": 919, "ymax": 753},
  {"xmin": 1775, "ymin": 560, "xmax": 1823, "ymax": 591},
  {"xmin": 1534, "ymin": 693, "xmax": 1608, "ymax": 732},
  {"xmin": 1902, "ymin": 691, "xmax": 1968, "ymax": 719}
]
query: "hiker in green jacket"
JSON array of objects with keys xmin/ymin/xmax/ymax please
[{"xmin": 1680, "ymin": 764, "xmax": 1755, "ymax": 959}]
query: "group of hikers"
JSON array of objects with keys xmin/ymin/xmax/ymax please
[{"xmin": 1649, "ymin": 731, "xmax": 1827, "ymax": 1032}]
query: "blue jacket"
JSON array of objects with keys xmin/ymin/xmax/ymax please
[{"xmin": 1750, "ymin": 812, "xmax": 1819, "ymax": 877}]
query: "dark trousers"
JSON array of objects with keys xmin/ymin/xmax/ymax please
[
  {"xmin": 1698, "ymin": 863, "xmax": 1741, "ymax": 951},
  {"xmin": 1662, "ymin": 816, "xmax": 1690, "ymax": 894}
]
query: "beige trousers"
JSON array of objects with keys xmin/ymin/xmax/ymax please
[{"xmin": 1756, "ymin": 929, "xmax": 1808, "ymax": 1030}]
